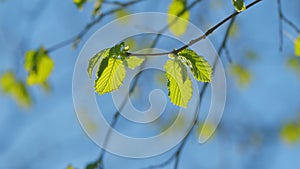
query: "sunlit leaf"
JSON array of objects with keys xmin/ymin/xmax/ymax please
[
  {"xmin": 114, "ymin": 9, "xmax": 131, "ymax": 24},
  {"xmin": 73, "ymin": 0, "xmax": 87, "ymax": 9},
  {"xmin": 164, "ymin": 59, "xmax": 192, "ymax": 108},
  {"xmin": 228, "ymin": 22, "xmax": 239, "ymax": 37},
  {"xmin": 245, "ymin": 50, "xmax": 258, "ymax": 61},
  {"xmin": 295, "ymin": 35, "xmax": 300, "ymax": 57},
  {"xmin": 281, "ymin": 123, "xmax": 300, "ymax": 144},
  {"xmin": 229, "ymin": 64, "xmax": 252, "ymax": 87},
  {"xmin": 232, "ymin": 0, "xmax": 246, "ymax": 12},
  {"xmin": 288, "ymin": 57, "xmax": 300, "ymax": 76},
  {"xmin": 93, "ymin": 0, "xmax": 103, "ymax": 16},
  {"xmin": 95, "ymin": 58, "xmax": 126, "ymax": 94},
  {"xmin": 178, "ymin": 49, "xmax": 212, "ymax": 82},
  {"xmin": 66, "ymin": 165, "xmax": 74, "ymax": 169},
  {"xmin": 168, "ymin": 0, "xmax": 190, "ymax": 36},
  {"xmin": 88, "ymin": 48, "xmax": 110, "ymax": 78},
  {"xmin": 124, "ymin": 56, "xmax": 144, "ymax": 69},
  {"xmin": 0, "ymin": 72, "xmax": 31, "ymax": 108},
  {"xmin": 197, "ymin": 122, "xmax": 216, "ymax": 140},
  {"xmin": 155, "ymin": 71, "xmax": 168, "ymax": 86},
  {"xmin": 24, "ymin": 47, "xmax": 54, "ymax": 86},
  {"xmin": 86, "ymin": 161, "xmax": 98, "ymax": 169}
]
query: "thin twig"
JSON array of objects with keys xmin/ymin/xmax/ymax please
[
  {"xmin": 127, "ymin": 0, "xmax": 262, "ymax": 57},
  {"xmin": 47, "ymin": 0, "xmax": 147, "ymax": 53},
  {"xmin": 277, "ymin": 0, "xmax": 300, "ymax": 51},
  {"xmin": 92, "ymin": 1, "xmax": 204, "ymax": 168}
]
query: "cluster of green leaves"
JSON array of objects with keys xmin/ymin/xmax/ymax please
[
  {"xmin": 73, "ymin": 0, "xmax": 103, "ymax": 16},
  {"xmin": 88, "ymin": 42, "xmax": 144, "ymax": 94},
  {"xmin": 295, "ymin": 35, "xmax": 300, "ymax": 57},
  {"xmin": 88, "ymin": 42, "xmax": 212, "ymax": 108},
  {"xmin": 24, "ymin": 47, "xmax": 54, "ymax": 86},
  {"xmin": 0, "ymin": 47, "xmax": 54, "ymax": 108},
  {"xmin": 0, "ymin": 72, "xmax": 32, "ymax": 108},
  {"xmin": 232, "ymin": 0, "xmax": 246, "ymax": 12},
  {"xmin": 167, "ymin": 0, "xmax": 190, "ymax": 36},
  {"xmin": 229, "ymin": 63, "xmax": 252, "ymax": 87},
  {"xmin": 281, "ymin": 120, "xmax": 300, "ymax": 144}
]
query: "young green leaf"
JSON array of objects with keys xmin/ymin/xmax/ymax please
[
  {"xmin": 288, "ymin": 57, "xmax": 300, "ymax": 76},
  {"xmin": 93, "ymin": 0, "xmax": 103, "ymax": 16},
  {"xmin": 95, "ymin": 58, "xmax": 126, "ymax": 94},
  {"xmin": 164, "ymin": 59, "xmax": 192, "ymax": 108},
  {"xmin": 87, "ymin": 48, "xmax": 110, "ymax": 78},
  {"xmin": 24, "ymin": 47, "xmax": 54, "ymax": 86},
  {"xmin": 229, "ymin": 64, "xmax": 252, "ymax": 87},
  {"xmin": 281, "ymin": 123, "xmax": 300, "ymax": 144},
  {"xmin": 295, "ymin": 35, "xmax": 300, "ymax": 56},
  {"xmin": 73, "ymin": 0, "xmax": 87, "ymax": 9},
  {"xmin": 124, "ymin": 56, "xmax": 144, "ymax": 69},
  {"xmin": 167, "ymin": 0, "xmax": 190, "ymax": 36},
  {"xmin": 178, "ymin": 49, "xmax": 212, "ymax": 82},
  {"xmin": 0, "ymin": 72, "xmax": 32, "ymax": 108},
  {"xmin": 114, "ymin": 9, "xmax": 131, "ymax": 24},
  {"xmin": 232, "ymin": 0, "xmax": 246, "ymax": 12}
]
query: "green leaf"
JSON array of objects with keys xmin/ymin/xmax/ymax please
[
  {"xmin": 229, "ymin": 64, "xmax": 252, "ymax": 87},
  {"xmin": 124, "ymin": 56, "xmax": 144, "ymax": 69},
  {"xmin": 93, "ymin": 0, "xmax": 103, "ymax": 16},
  {"xmin": 73, "ymin": 0, "xmax": 87, "ymax": 9},
  {"xmin": 88, "ymin": 48, "xmax": 110, "ymax": 78},
  {"xmin": 228, "ymin": 22, "xmax": 239, "ymax": 37},
  {"xmin": 86, "ymin": 161, "xmax": 98, "ymax": 169},
  {"xmin": 114, "ymin": 9, "xmax": 131, "ymax": 24},
  {"xmin": 95, "ymin": 58, "xmax": 126, "ymax": 94},
  {"xmin": 232, "ymin": 0, "xmax": 246, "ymax": 12},
  {"xmin": 281, "ymin": 123, "xmax": 300, "ymax": 144},
  {"xmin": 0, "ymin": 72, "xmax": 32, "ymax": 108},
  {"xmin": 164, "ymin": 59, "xmax": 192, "ymax": 108},
  {"xmin": 66, "ymin": 165, "xmax": 74, "ymax": 169},
  {"xmin": 177, "ymin": 49, "xmax": 212, "ymax": 82},
  {"xmin": 167, "ymin": 0, "xmax": 190, "ymax": 36},
  {"xmin": 288, "ymin": 58, "xmax": 300, "ymax": 76},
  {"xmin": 295, "ymin": 35, "xmax": 300, "ymax": 57},
  {"xmin": 24, "ymin": 47, "xmax": 54, "ymax": 85}
]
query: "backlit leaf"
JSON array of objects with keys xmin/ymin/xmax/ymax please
[
  {"xmin": 95, "ymin": 58, "xmax": 126, "ymax": 94},
  {"xmin": 93, "ymin": 0, "xmax": 103, "ymax": 16},
  {"xmin": 88, "ymin": 48, "xmax": 110, "ymax": 78},
  {"xmin": 197, "ymin": 122, "xmax": 216, "ymax": 140},
  {"xmin": 229, "ymin": 64, "xmax": 252, "ymax": 87},
  {"xmin": 115, "ymin": 9, "xmax": 131, "ymax": 24},
  {"xmin": 288, "ymin": 57, "xmax": 300, "ymax": 76},
  {"xmin": 164, "ymin": 59, "xmax": 192, "ymax": 108},
  {"xmin": 73, "ymin": 0, "xmax": 87, "ymax": 9},
  {"xmin": 0, "ymin": 72, "xmax": 31, "ymax": 108},
  {"xmin": 124, "ymin": 56, "xmax": 144, "ymax": 69},
  {"xmin": 295, "ymin": 35, "xmax": 300, "ymax": 56},
  {"xmin": 24, "ymin": 47, "xmax": 54, "ymax": 86},
  {"xmin": 232, "ymin": 0, "xmax": 246, "ymax": 12},
  {"xmin": 168, "ymin": 0, "xmax": 190, "ymax": 36},
  {"xmin": 178, "ymin": 49, "xmax": 212, "ymax": 82},
  {"xmin": 281, "ymin": 123, "xmax": 300, "ymax": 144}
]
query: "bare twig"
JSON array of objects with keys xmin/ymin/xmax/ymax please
[
  {"xmin": 127, "ymin": 0, "xmax": 262, "ymax": 57},
  {"xmin": 47, "ymin": 0, "xmax": 147, "ymax": 53},
  {"xmin": 277, "ymin": 0, "xmax": 300, "ymax": 51}
]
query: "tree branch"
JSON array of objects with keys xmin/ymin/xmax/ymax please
[
  {"xmin": 47, "ymin": 0, "xmax": 147, "ymax": 53},
  {"xmin": 277, "ymin": 0, "xmax": 300, "ymax": 51},
  {"xmin": 127, "ymin": 0, "xmax": 262, "ymax": 57}
]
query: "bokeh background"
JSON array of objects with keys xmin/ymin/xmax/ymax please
[{"xmin": 1, "ymin": 0, "xmax": 300, "ymax": 169}]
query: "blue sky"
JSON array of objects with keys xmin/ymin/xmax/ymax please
[{"xmin": 1, "ymin": 0, "xmax": 300, "ymax": 169}]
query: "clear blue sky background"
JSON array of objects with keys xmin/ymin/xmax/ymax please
[{"xmin": 0, "ymin": 0, "xmax": 300, "ymax": 169}]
